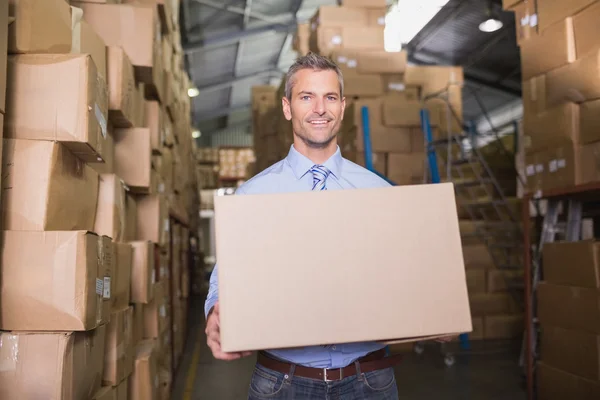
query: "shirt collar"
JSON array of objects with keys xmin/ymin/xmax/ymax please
[{"xmin": 285, "ymin": 144, "xmax": 343, "ymax": 180}]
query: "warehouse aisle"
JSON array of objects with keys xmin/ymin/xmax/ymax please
[{"xmin": 172, "ymin": 296, "xmax": 527, "ymax": 400}]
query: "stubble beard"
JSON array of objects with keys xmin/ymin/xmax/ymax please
[{"xmin": 294, "ymin": 130, "xmax": 337, "ymax": 149}]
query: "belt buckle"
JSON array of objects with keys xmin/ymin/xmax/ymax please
[{"xmin": 323, "ymin": 368, "xmax": 342, "ymax": 382}]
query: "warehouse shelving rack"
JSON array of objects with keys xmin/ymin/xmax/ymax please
[{"xmin": 521, "ymin": 183, "xmax": 600, "ymax": 400}]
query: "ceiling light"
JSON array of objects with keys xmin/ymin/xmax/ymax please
[
  {"xmin": 188, "ymin": 87, "xmax": 200, "ymax": 98},
  {"xmin": 192, "ymin": 129, "xmax": 201, "ymax": 139},
  {"xmin": 479, "ymin": 18, "xmax": 503, "ymax": 32}
]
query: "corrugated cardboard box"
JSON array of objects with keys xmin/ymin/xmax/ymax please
[
  {"xmin": 116, "ymin": 379, "xmax": 129, "ymax": 400},
  {"xmin": 386, "ymin": 153, "xmax": 426, "ymax": 185},
  {"xmin": 0, "ymin": 231, "xmax": 112, "ymax": 331},
  {"xmin": 462, "ymin": 244, "xmax": 495, "ymax": 268},
  {"xmin": 145, "ymin": 101, "xmax": 164, "ymax": 152},
  {"xmin": 143, "ymin": 280, "xmax": 168, "ymax": 339},
  {"xmin": 357, "ymin": 51, "xmax": 407, "ymax": 74},
  {"xmin": 5, "ymin": 54, "xmax": 109, "ymax": 163},
  {"xmin": 573, "ymin": 1, "xmax": 600, "ymax": 58},
  {"xmin": 523, "ymin": 102, "xmax": 579, "ymax": 152},
  {"xmin": 91, "ymin": 127, "xmax": 116, "ymax": 175},
  {"xmin": 404, "ymin": 66, "xmax": 464, "ymax": 96},
  {"xmin": 0, "ymin": 1, "xmax": 7, "ymax": 114},
  {"xmin": 503, "ymin": 0, "xmax": 522, "ymax": 9},
  {"xmin": 114, "ymin": 128, "xmax": 152, "ymax": 191},
  {"xmin": 466, "ymin": 269, "xmax": 487, "ymax": 294},
  {"xmin": 523, "ymin": 75, "xmax": 547, "ymax": 115},
  {"xmin": 579, "ymin": 141, "xmax": 600, "ymax": 185},
  {"xmin": 541, "ymin": 325, "xmax": 600, "ymax": 381},
  {"xmin": 114, "ymin": 243, "xmax": 133, "ymax": 310},
  {"xmin": 344, "ymin": 74, "xmax": 384, "ymax": 97},
  {"xmin": 487, "ymin": 270, "xmax": 524, "ymax": 293},
  {"xmin": 354, "ymin": 126, "xmax": 412, "ymax": 153},
  {"xmin": 215, "ymin": 183, "xmax": 472, "ymax": 352},
  {"xmin": 546, "ymin": 49, "xmax": 600, "ymax": 107},
  {"xmin": 132, "ymin": 304, "xmax": 145, "ymax": 346},
  {"xmin": 543, "ymin": 240, "xmax": 600, "ymax": 288},
  {"xmin": 513, "ymin": 1, "xmax": 539, "ymax": 45},
  {"xmin": 1, "ymin": 139, "xmax": 99, "ymax": 231},
  {"xmin": 130, "ymin": 241, "xmax": 155, "ymax": 304},
  {"xmin": 469, "ymin": 293, "xmax": 521, "ymax": 316},
  {"xmin": 311, "ymin": 6, "xmax": 370, "ymax": 27},
  {"xmin": 580, "ymin": 99, "xmax": 600, "ymax": 144},
  {"xmin": 104, "ymin": 306, "xmax": 134, "ymax": 386},
  {"xmin": 129, "ymin": 340, "xmax": 159, "ymax": 400},
  {"xmin": 537, "ymin": 361, "xmax": 600, "ymax": 400},
  {"xmin": 520, "ymin": 17, "xmax": 575, "ymax": 80},
  {"xmin": 311, "ymin": 26, "xmax": 384, "ymax": 54},
  {"xmin": 484, "ymin": 314, "xmax": 523, "ymax": 339},
  {"xmin": 107, "ymin": 47, "xmax": 137, "ymax": 128},
  {"xmin": 93, "ymin": 386, "xmax": 117, "ymax": 400},
  {"xmin": 95, "ymin": 174, "xmax": 127, "ymax": 242},
  {"xmin": 158, "ymin": 367, "xmax": 172, "ymax": 400},
  {"xmin": 537, "ymin": 0, "xmax": 596, "ymax": 32},
  {"xmin": 124, "ymin": 192, "xmax": 139, "ymax": 241},
  {"xmin": 383, "ymin": 97, "xmax": 423, "ymax": 127},
  {"xmin": 8, "ymin": 0, "xmax": 72, "ymax": 54},
  {"xmin": 0, "ymin": 326, "xmax": 106, "ymax": 400},
  {"xmin": 537, "ymin": 282, "xmax": 600, "ymax": 333},
  {"xmin": 135, "ymin": 194, "xmax": 168, "ymax": 246},
  {"xmin": 341, "ymin": 0, "xmax": 386, "ymax": 7},
  {"xmin": 71, "ymin": 8, "xmax": 107, "ymax": 82}
]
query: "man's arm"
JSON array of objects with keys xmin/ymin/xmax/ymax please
[{"xmin": 204, "ymin": 263, "xmax": 219, "ymax": 318}]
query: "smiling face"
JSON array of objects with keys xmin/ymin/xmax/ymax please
[{"xmin": 282, "ymin": 68, "xmax": 346, "ymax": 150}]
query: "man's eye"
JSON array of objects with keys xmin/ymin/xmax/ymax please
[
  {"xmin": 328, "ymin": 96, "xmax": 336, "ymax": 101},
  {"xmin": 301, "ymin": 96, "xmax": 310, "ymax": 100}
]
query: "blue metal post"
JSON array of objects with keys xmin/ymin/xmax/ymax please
[{"xmin": 361, "ymin": 106, "xmax": 375, "ymax": 172}]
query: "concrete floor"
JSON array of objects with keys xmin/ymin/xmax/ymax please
[{"xmin": 172, "ymin": 297, "xmax": 527, "ymax": 400}]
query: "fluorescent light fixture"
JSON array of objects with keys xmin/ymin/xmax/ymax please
[
  {"xmin": 479, "ymin": 18, "xmax": 503, "ymax": 32},
  {"xmin": 192, "ymin": 129, "xmax": 201, "ymax": 138},
  {"xmin": 188, "ymin": 87, "xmax": 200, "ymax": 98},
  {"xmin": 384, "ymin": 0, "xmax": 450, "ymax": 52}
]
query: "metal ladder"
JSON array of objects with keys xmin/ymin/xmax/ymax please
[{"xmin": 519, "ymin": 198, "xmax": 582, "ymax": 372}]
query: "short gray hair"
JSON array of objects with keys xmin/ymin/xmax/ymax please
[{"xmin": 284, "ymin": 52, "xmax": 344, "ymax": 100}]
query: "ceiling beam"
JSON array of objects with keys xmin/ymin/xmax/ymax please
[
  {"xmin": 183, "ymin": 21, "xmax": 297, "ymax": 53},
  {"xmin": 196, "ymin": 68, "xmax": 281, "ymax": 92},
  {"xmin": 191, "ymin": 0, "xmax": 293, "ymax": 24}
]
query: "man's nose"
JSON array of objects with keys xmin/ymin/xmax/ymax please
[{"xmin": 312, "ymin": 98, "xmax": 326, "ymax": 115}]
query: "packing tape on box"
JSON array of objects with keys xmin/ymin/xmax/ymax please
[
  {"xmin": 70, "ymin": 7, "xmax": 84, "ymax": 53},
  {"xmin": 0, "ymin": 334, "xmax": 19, "ymax": 372}
]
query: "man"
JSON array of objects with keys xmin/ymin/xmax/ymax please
[{"xmin": 205, "ymin": 53, "xmax": 418, "ymax": 399}]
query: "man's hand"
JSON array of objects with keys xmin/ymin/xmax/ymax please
[{"xmin": 205, "ymin": 302, "xmax": 253, "ymax": 361}]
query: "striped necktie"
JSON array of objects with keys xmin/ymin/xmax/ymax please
[{"xmin": 311, "ymin": 165, "xmax": 331, "ymax": 191}]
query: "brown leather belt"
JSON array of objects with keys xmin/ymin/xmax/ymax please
[{"xmin": 257, "ymin": 349, "xmax": 402, "ymax": 382}]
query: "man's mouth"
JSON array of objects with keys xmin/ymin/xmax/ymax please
[{"xmin": 308, "ymin": 119, "xmax": 330, "ymax": 126}]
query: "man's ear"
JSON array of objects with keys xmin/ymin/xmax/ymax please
[
  {"xmin": 340, "ymin": 96, "xmax": 346, "ymax": 121},
  {"xmin": 282, "ymin": 97, "xmax": 292, "ymax": 121}
]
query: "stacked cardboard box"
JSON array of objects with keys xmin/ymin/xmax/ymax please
[
  {"xmin": 0, "ymin": 1, "xmax": 197, "ymax": 399},
  {"xmin": 535, "ymin": 240, "xmax": 600, "ymax": 398},
  {"xmin": 505, "ymin": 0, "xmax": 600, "ymax": 193}
]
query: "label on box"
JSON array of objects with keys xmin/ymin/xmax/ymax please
[
  {"xmin": 95, "ymin": 104, "xmax": 108, "ymax": 139},
  {"xmin": 158, "ymin": 183, "xmax": 165, "ymax": 193},
  {"xmin": 535, "ymin": 164, "xmax": 544, "ymax": 173},
  {"xmin": 103, "ymin": 277, "xmax": 111, "ymax": 299},
  {"xmin": 526, "ymin": 164, "xmax": 535, "ymax": 176},
  {"xmin": 96, "ymin": 278, "xmax": 103, "ymax": 296},
  {"xmin": 388, "ymin": 83, "xmax": 406, "ymax": 92},
  {"xmin": 337, "ymin": 56, "xmax": 348, "ymax": 64},
  {"xmin": 530, "ymin": 14, "xmax": 538, "ymax": 27},
  {"xmin": 152, "ymin": 272, "xmax": 156, "ymax": 285},
  {"xmin": 521, "ymin": 14, "xmax": 529, "ymax": 27},
  {"xmin": 557, "ymin": 159, "xmax": 566, "ymax": 169},
  {"xmin": 331, "ymin": 35, "xmax": 342, "ymax": 45},
  {"xmin": 347, "ymin": 59, "xmax": 357, "ymax": 68},
  {"xmin": 549, "ymin": 159, "xmax": 558, "ymax": 173},
  {"xmin": 160, "ymin": 305, "xmax": 166, "ymax": 318},
  {"xmin": 378, "ymin": 17, "xmax": 385, "ymax": 25},
  {"xmin": 164, "ymin": 218, "xmax": 170, "ymax": 232}
]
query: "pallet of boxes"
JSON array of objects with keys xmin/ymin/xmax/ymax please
[
  {"xmin": 0, "ymin": 1, "xmax": 197, "ymax": 399},
  {"xmin": 504, "ymin": 0, "xmax": 600, "ymax": 397}
]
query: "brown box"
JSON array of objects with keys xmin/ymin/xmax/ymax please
[
  {"xmin": 341, "ymin": 0, "xmax": 386, "ymax": 7},
  {"xmin": 484, "ymin": 314, "xmax": 523, "ymax": 339},
  {"xmin": 543, "ymin": 240, "xmax": 600, "ymax": 288},
  {"xmin": 466, "ymin": 269, "xmax": 487, "ymax": 294},
  {"xmin": 311, "ymin": 6, "xmax": 370, "ymax": 27},
  {"xmin": 344, "ymin": 74, "xmax": 384, "ymax": 97},
  {"xmin": 580, "ymin": 99, "xmax": 600, "ymax": 144},
  {"xmin": 541, "ymin": 325, "xmax": 600, "ymax": 381},
  {"xmin": 469, "ymin": 293, "xmax": 521, "ymax": 316},
  {"xmin": 145, "ymin": 101, "xmax": 164, "ymax": 151},
  {"xmin": 107, "ymin": 47, "xmax": 137, "ymax": 128},
  {"xmin": 573, "ymin": 1, "xmax": 600, "ymax": 58},
  {"xmin": 0, "ymin": 327, "xmax": 106, "ymax": 400},
  {"xmin": 356, "ymin": 51, "xmax": 407, "ymax": 74},
  {"xmin": 404, "ymin": 65, "xmax": 464, "ymax": 96},
  {"xmin": 383, "ymin": 98, "xmax": 422, "ymax": 127},
  {"xmin": 114, "ymin": 243, "xmax": 133, "ymax": 310},
  {"xmin": 129, "ymin": 340, "xmax": 159, "ymax": 400},
  {"xmin": 215, "ymin": 183, "xmax": 473, "ymax": 352},
  {"xmin": 116, "ymin": 379, "xmax": 129, "ymax": 400},
  {"xmin": 135, "ymin": 194, "xmax": 168, "ymax": 246},
  {"xmin": 537, "ymin": 361, "xmax": 600, "ymax": 400},
  {"xmin": 1, "ymin": 139, "xmax": 99, "ymax": 231},
  {"xmin": 124, "ymin": 192, "xmax": 139, "ymax": 241},
  {"xmin": 130, "ymin": 241, "xmax": 155, "ymax": 304},
  {"xmin": 523, "ymin": 102, "xmax": 579, "ymax": 152},
  {"xmin": 503, "ymin": 0, "xmax": 522, "ymax": 9},
  {"xmin": 487, "ymin": 270, "xmax": 524, "ymax": 293},
  {"xmin": 367, "ymin": 8, "xmax": 386, "ymax": 27},
  {"xmin": 537, "ymin": 282, "xmax": 600, "ymax": 333},
  {"xmin": 579, "ymin": 141, "xmax": 600, "ymax": 185},
  {"xmin": 513, "ymin": 1, "xmax": 539, "ymax": 45},
  {"xmin": 311, "ymin": 26, "xmax": 384, "ymax": 54},
  {"xmin": 143, "ymin": 281, "xmax": 168, "ymax": 339},
  {"xmin": 114, "ymin": 128, "xmax": 152, "ymax": 191},
  {"xmin": 546, "ymin": 49, "xmax": 600, "ymax": 107},
  {"xmin": 104, "ymin": 306, "xmax": 134, "ymax": 386},
  {"xmin": 71, "ymin": 10, "xmax": 108, "ymax": 82},
  {"xmin": 386, "ymin": 153, "xmax": 425, "ymax": 185},
  {"xmin": 0, "ymin": 1, "xmax": 7, "ymax": 114},
  {"xmin": 95, "ymin": 174, "xmax": 127, "ymax": 242},
  {"xmin": 355, "ymin": 126, "xmax": 412, "ymax": 153},
  {"xmin": 523, "ymin": 75, "xmax": 547, "ymax": 115},
  {"xmin": 93, "ymin": 386, "xmax": 117, "ymax": 400},
  {"xmin": 132, "ymin": 304, "xmax": 145, "ymax": 346},
  {"xmin": 520, "ymin": 17, "xmax": 575, "ymax": 80},
  {"xmin": 8, "ymin": 0, "xmax": 72, "ymax": 54},
  {"xmin": 5, "ymin": 54, "xmax": 109, "ymax": 163},
  {"xmin": 91, "ymin": 128, "xmax": 115, "ymax": 175},
  {"xmin": 0, "ymin": 231, "xmax": 113, "ymax": 331},
  {"xmin": 537, "ymin": 0, "xmax": 596, "ymax": 32}
]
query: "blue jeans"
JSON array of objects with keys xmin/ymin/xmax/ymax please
[{"xmin": 247, "ymin": 363, "xmax": 399, "ymax": 400}]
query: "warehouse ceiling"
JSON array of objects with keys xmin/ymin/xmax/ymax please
[{"xmin": 180, "ymin": 0, "xmax": 521, "ymax": 138}]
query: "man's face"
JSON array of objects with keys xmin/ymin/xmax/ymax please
[{"xmin": 282, "ymin": 69, "xmax": 345, "ymax": 149}]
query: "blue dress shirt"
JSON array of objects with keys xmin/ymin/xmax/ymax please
[{"xmin": 204, "ymin": 144, "xmax": 391, "ymax": 368}]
